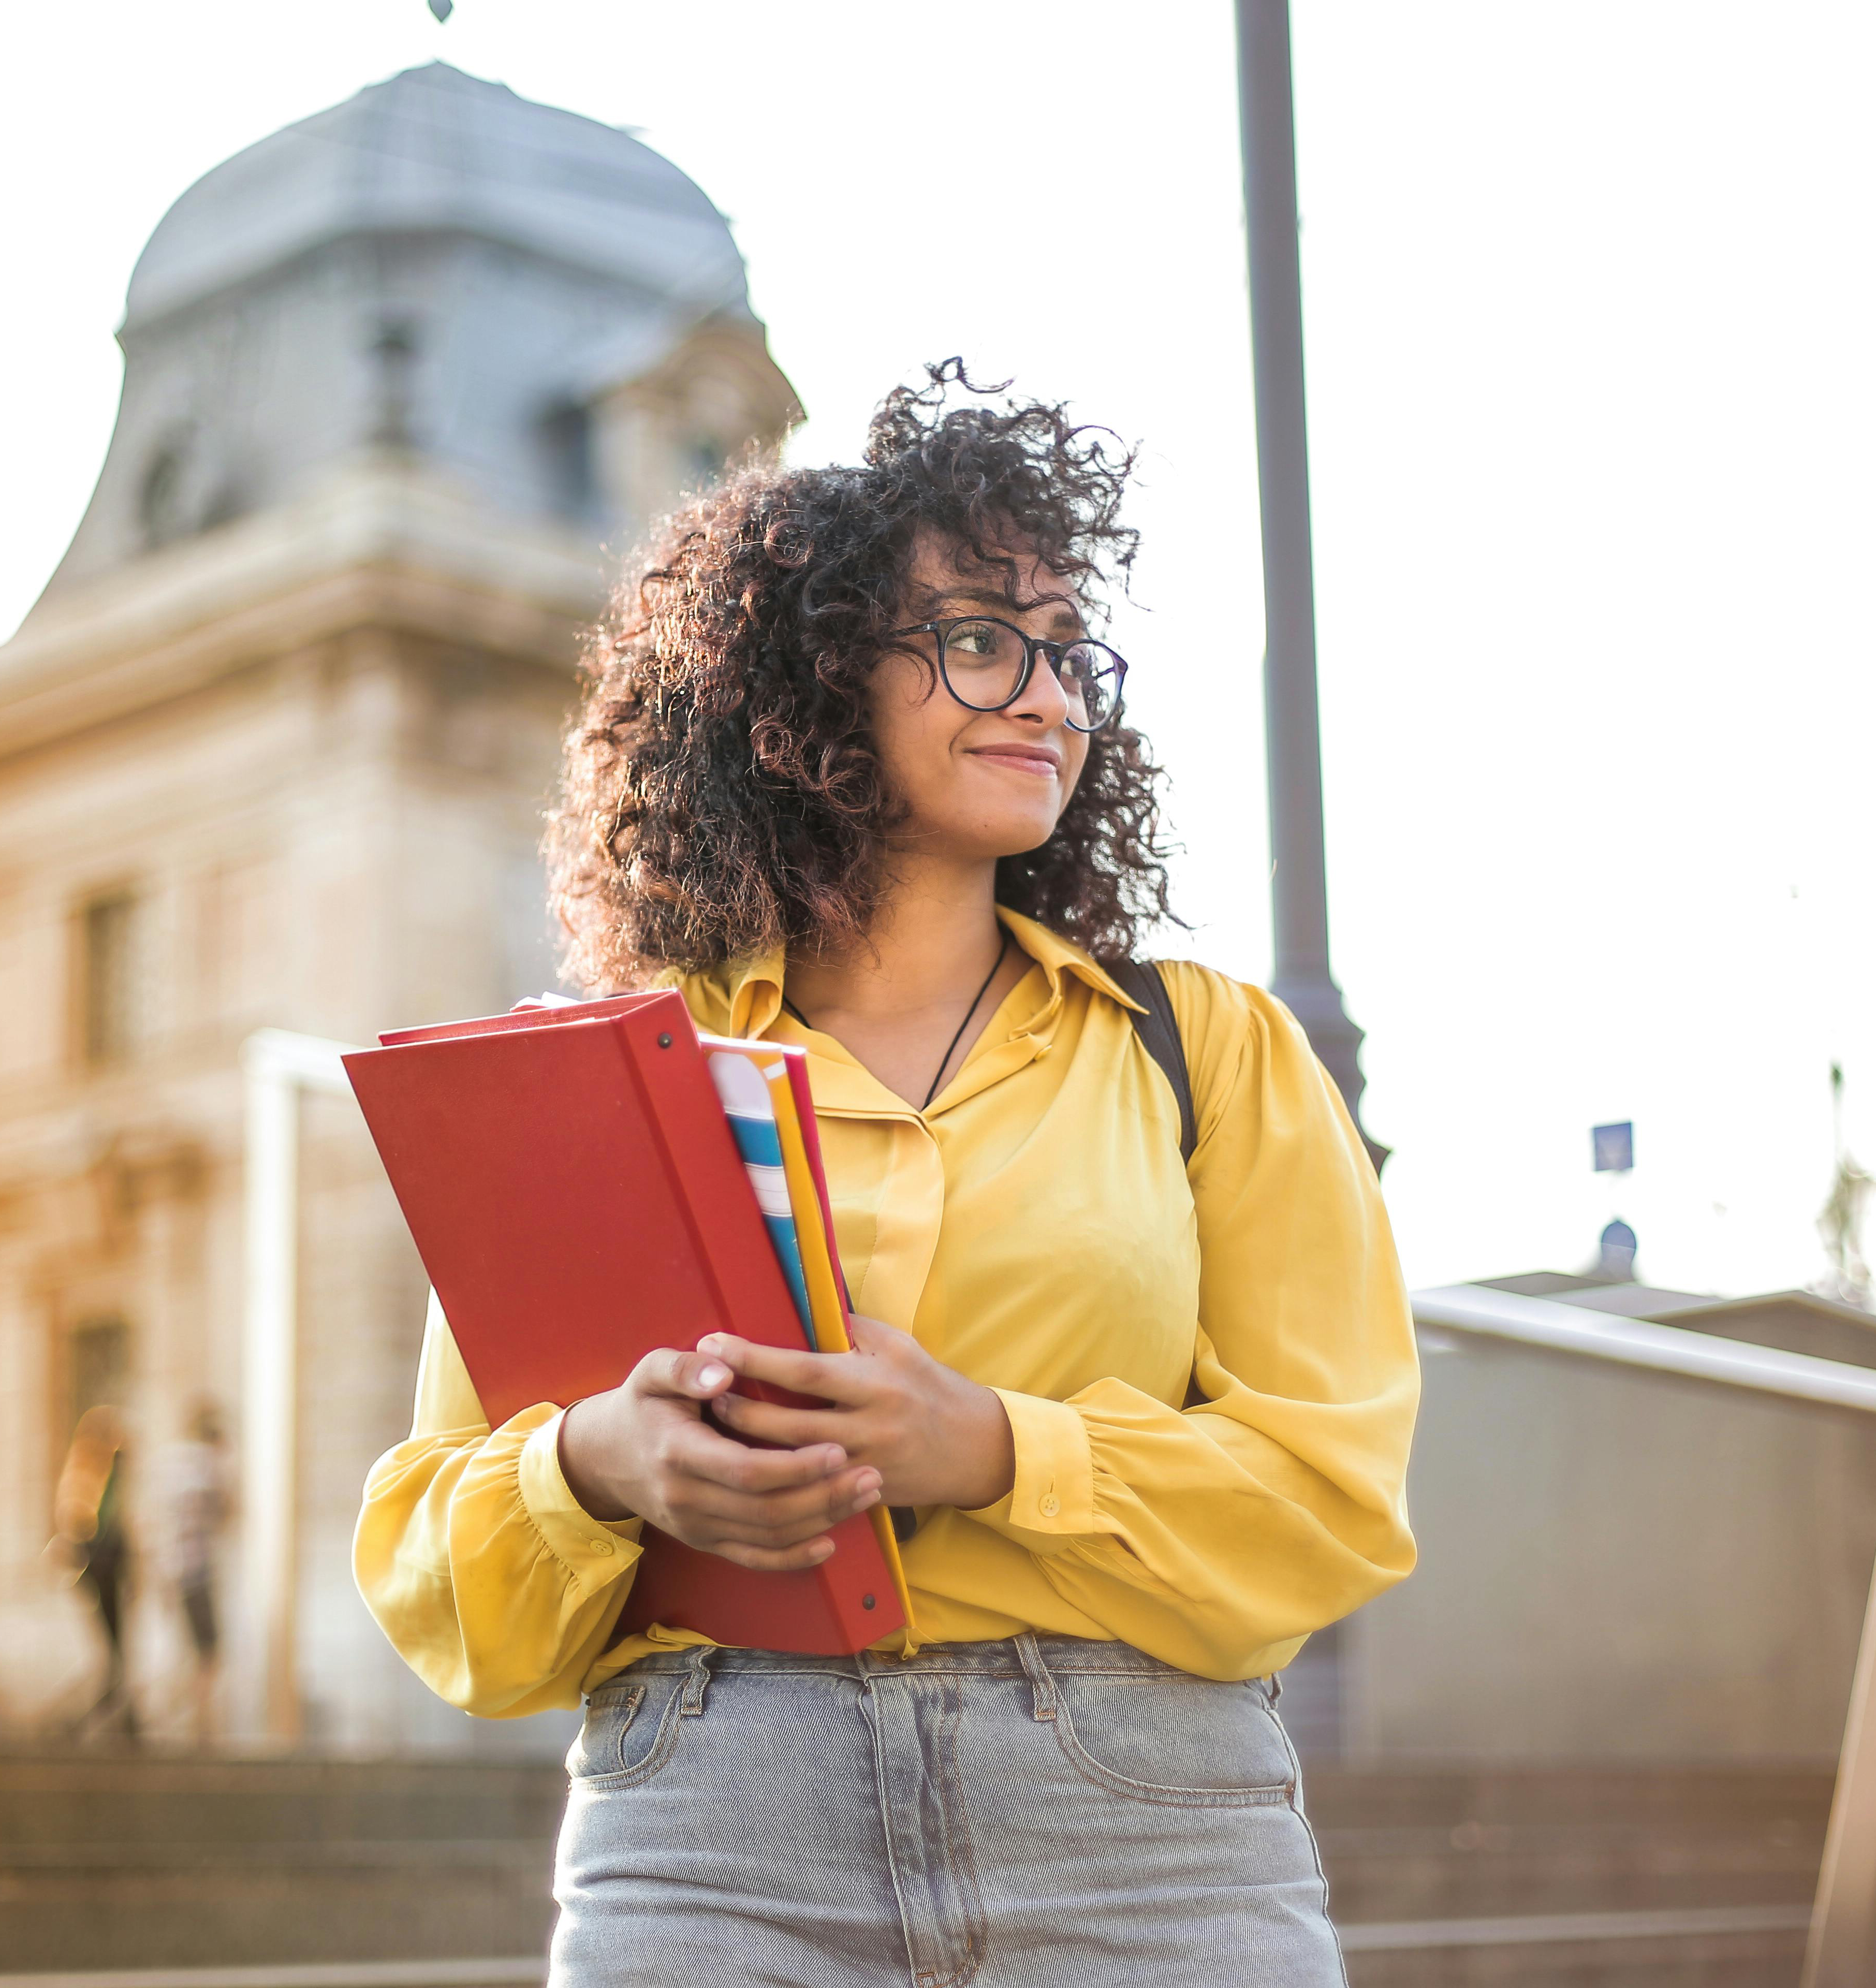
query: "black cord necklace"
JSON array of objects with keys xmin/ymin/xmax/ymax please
[{"xmin": 781, "ymin": 929, "xmax": 1011, "ymax": 1111}]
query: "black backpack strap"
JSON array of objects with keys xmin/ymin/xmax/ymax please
[{"xmin": 1110, "ymin": 959, "xmax": 1197, "ymax": 1167}]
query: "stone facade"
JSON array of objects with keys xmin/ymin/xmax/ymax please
[{"xmin": 0, "ymin": 65, "xmax": 796, "ymax": 1752}]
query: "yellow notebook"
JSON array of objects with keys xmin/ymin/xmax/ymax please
[
  {"xmin": 754, "ymin": 1055, "xmax": 849, "ymax": 1351},
  {"xmin": 700, "ymin": 1038, "xmax": 917, "ymax": 1639}
]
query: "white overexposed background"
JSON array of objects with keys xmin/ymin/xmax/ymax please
[{"xmin": 2, "ymin": 1, "xmax": 1870, "ymax": 1297}]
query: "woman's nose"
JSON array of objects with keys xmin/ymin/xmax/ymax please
[{"xmin": 1010, "ymin": 649, "xmax": 1069, "ymax": 725}]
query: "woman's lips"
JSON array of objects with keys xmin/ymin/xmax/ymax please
[{"xmin": 968, "ymin": 747, "xmax": 1061, "ymax": 779}]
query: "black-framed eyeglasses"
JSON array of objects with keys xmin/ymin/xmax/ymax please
[{"xmin": 887, "ymin": 616, "xmax": 1127, "ymax": 733}]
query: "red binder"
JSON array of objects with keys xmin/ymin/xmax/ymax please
[{"xmin": 343, "ymin": 990, "xmax": 904, "ymax": 1656}]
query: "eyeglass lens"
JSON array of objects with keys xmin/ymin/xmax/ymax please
[{"xmin": 939, "ymin": 619, "xmax": 1123, "ymax": 730}]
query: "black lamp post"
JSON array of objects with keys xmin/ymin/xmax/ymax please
[{"xmin": 1235, "ymin": 0, "xmax": 1386, "ymax": 1173}]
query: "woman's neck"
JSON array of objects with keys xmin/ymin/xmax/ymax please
[
  {"xmin": 786, "ymin": 854, "xmax": 1004, "ymax": 1025},
  {"xmin": 780, "ymin": 856, "xmax": 1028, "ymax": 1108}
]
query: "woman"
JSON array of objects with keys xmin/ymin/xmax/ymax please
[
  {"xmin": 54, "ymin": 1403, "xmax": 137, "ymax": 1741},
  {"xmin": 356, "ymin": 363, "xmax": 1418, "ymax": 1986}
]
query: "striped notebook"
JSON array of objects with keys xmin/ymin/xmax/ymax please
[{"xmin": 704, "ymin": 1047, "xmax": 816, "ymax": 1346}]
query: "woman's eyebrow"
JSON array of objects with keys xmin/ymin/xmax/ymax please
[{"xmin": 941, "ymin": 590, "xmax": 1087, "ymax": 634}]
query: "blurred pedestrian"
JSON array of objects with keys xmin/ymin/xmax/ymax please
[
  {"xmin": 52, "ymin": 1404, "xmax": 137, "ymax": 1741},
  {"xmin": 152, "ymin": 1399, "xmax": 231, "ymax": 1746}
]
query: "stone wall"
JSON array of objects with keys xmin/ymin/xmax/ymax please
[{"xmin": 1345, "ymin": 1325, "xmax": 1876, "ymax": 1762}]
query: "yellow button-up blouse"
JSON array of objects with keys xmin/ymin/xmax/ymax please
[{"xmin": 354, "ymin": 910, "xmax": 1418, "ymax": 1716}]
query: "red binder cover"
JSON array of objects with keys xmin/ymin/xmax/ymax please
[{"xmin": 342, "ymin": 990, "xmax": 903, "ymax": 1656}]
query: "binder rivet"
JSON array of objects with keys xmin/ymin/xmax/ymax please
[
  {"xmin": 657, "ymin": 1033, "xmax": 672, "ymax": 1048},
  {"xmin": 862, "ymin": 1594, "xmax": 876, "ymax": 1609}
]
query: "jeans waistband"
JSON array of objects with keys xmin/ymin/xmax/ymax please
[{"xmin": 619, "ymin": 1633, "xmax": 1191, "ymax": 1683}]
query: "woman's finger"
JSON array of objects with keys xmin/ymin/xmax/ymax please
[
  {"xmin": 708, "ymin": 1536, "xmax": 838, "ymax": 1573},
  {"xmin": 672, "ymin": 1465, "xmax": 882, "ymax": 1537},
  {"xmin": 696, "ymin": 1333, "xmax": 870, "ymax": 1404},
  {"xmin": 661, "ymin": 1417, "xmax": 848, "ymax": 1492},
  {"xmin": 691, "ymin": 1500, "xmax": 871, "ymax": 1551},
  {"xmin": 709, "ymin": 1392, "xmax": 851, "ymax": 1452},
  {"xmin": 844, "ymin": 1313, "xmax": 912, "ymax": 1355},
  {"xmin": 631, "ymin": 1346, "xmax": 736, "ymax": 1401}
]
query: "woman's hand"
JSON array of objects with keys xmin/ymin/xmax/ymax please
[
  {"xmin": 557, "ymin": 1348, "xmax": 884, "ymax": 1571},
  {"xmin": 701, "ymin": 1316, "xmax": 1017, "ymax": 1512}
]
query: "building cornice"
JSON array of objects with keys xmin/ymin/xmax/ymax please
[{"xmin": 0, "ymin": 455, "xmax": 607, "ymax": 762}]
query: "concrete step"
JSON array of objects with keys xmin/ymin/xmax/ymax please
[
  {"xmin": 1316, "ymin": 1815, "xmax": 1822, "ymax": 1921},
  {"xmin": 0, "ymin": 1757, "xmax": 564, "ymax": 1852},
  {"xmin": 1311, "ymin": 1765, "xmax": 1830, "ymax": 1988},
  {"xmin": 0, "ymin": 1969, "xmax": 548, "ymax": 1988},
  {"xmin": 1304, "ymin": 1761, "xmax": 1833, "ymax": 1833},
  {"xmin": 1341, "ymin": 1908, "xmax": 1809, "ymax": 1988},
  {"xmin": 0, "ymin": 1754, "xmax": 562, "ymax": 1974},
  {"xmin": 0, "ymin": 1752, "xmax": 1834, "ymax": 1982},
  {"xmin": 0, "ymin": 1860, "xmax": 556, "ymax": 1974}
]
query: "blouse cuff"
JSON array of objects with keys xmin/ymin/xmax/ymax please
[
  {"xmin": 962, "ymin": 1390, "xmax": 1097, "ymax": 1535},
  {"xmin": 518, "ymin": 1410, "xmax": 645, "ymax": 1590}
]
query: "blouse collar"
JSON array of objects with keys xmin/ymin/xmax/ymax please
[{"xmin": 695, "ymin": 907, "xmax": 1146, "ymax": 1047}]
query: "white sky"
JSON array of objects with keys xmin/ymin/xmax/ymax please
[{"xmin": 3, "ymin": 2, "xmax": 1871, "ymax": 1298}]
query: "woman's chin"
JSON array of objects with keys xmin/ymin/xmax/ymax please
[
  {"xmin": 897, "ymin": 800, "xmax": 1063, "ymax": 866},
  {"xmin": 971, "ymin": 812, "xmax": 1066, "ymax": 861}
]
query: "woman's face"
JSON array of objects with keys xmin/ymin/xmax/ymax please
[{"xmin": 868, "ymin": 535, "xmax": 1092, "ymax": 869}]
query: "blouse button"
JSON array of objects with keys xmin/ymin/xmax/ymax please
[
  {"xmin": 1038, "ymin": 1494, "xmax": 1061, "ymax": 1518},
  {"xmin": 588, "ymin": 1539, "xmax": 615, "ymax": 1555}
]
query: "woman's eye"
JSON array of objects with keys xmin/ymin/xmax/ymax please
[{"xmin": 949, "ymin": 624, "xmax": 998, "ymax": 658}]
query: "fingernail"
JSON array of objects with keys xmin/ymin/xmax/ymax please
[
  {"xmin": 856, "ymin": 1470, "xmax": 883, "ymax": 1495},
  {"xmin": 698, "ymin": 1363, "xmax": 729, "ymax": 1388},
  {"xmin": 809, "ymin": 1539, "xmax": 834, "ymax": 1561},
  {"xmin": 855, "ymin": 1488, "xmax": 881, "ymax": 1512}
]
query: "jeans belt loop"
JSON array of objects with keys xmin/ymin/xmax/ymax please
[
  {"xmin": 1014, "ymin": 1631, "xmax": 1057, "ymax": 1723},
  {"xmin": 679, "ymin": 1643, "xmax": 715, "ymax": 1717}
]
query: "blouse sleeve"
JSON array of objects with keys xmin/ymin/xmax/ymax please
[
  {"xmin": 960, "ymin": 966, "xmax": 1419, "ymax": 1679},
  {"xmin": 351, "ymin": 1290, "xmax": 645, "ymax": 1717}
]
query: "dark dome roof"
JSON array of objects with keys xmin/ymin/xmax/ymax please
[{"xmin": 125, "ymin": 62, "xmax": 748, "ymax": 328}]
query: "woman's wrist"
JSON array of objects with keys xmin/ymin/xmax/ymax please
[
  {"xmin": 557, "ymin": 1395, "xmax": 638, "ymax": 1523},
  {"xmin": 945, "ymin": 1382, "xmax": 1016, "ymax": 1511}
]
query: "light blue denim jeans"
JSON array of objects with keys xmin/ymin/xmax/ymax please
[{"xmin": 551, "ymin": 1633, "xmax": 1346, "ymax": 1987}]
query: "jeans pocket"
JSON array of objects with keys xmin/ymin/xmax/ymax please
[
  {"xmin": 565, "ymin": 1675, "xmax": 687, "ymax": 1788},
  {"xmin": 1049, "ymin": 1673, "xmax": 1295, "ymax": 1809}
]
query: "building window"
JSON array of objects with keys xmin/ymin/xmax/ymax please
[
  {"xmin": 80, "ymin": 892, "xmax": 140, "ymax": 1065},
  {"xmin": 684, "ymin": 433, "xmax": 726, "ymax": 487},
  {"xmin": 539, "ymin": 401, "xmax": 595, "ymax": 520},
  {"xmin": 67, "ymin": 1317, "xmax": 131, "ymax": 1431},
  {"xmin": 371, "ymin": 320, "xmax": 419, "ymax": 449},
  {"xmin": 140, "ymin": 442, "xmax": 192, "ymax": 549}
]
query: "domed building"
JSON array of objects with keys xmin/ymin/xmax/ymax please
[{"xmin": 0, "ymin": 64, "xmax": 798, "ymax": 1752}]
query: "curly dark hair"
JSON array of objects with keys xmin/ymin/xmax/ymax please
[{"xmin": 546, "ymin": 360, "xmax": 1177, "ymax": 990}]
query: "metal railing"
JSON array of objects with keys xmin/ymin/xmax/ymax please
[{"xmin": 1414, "ymin": 1281, "xmax": 1876, "ymax": 1416}]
